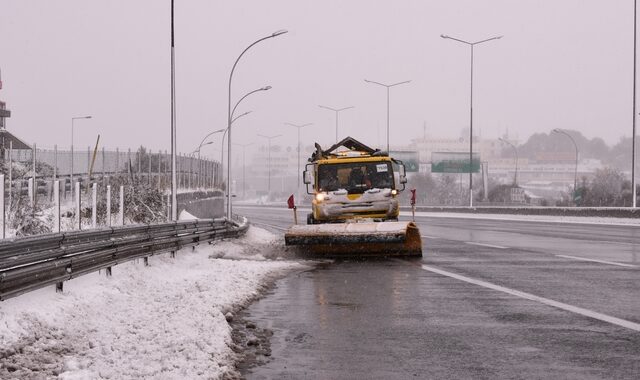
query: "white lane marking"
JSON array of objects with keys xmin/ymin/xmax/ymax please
[
  {"xmin": 465, "ymin": 241, "xmax": 508, "ymax": 249},
  {"xmin": 250, "ymin": 221, "xmax": 288, "ymax": 232},
  {"xmin": 421, "ymin": 235, "xmax": 440, "ymax": 239},
  {"xmin": 420, "ymin": 264, "xmax": 640, "ymax": 332},
  {"xmin": 555, "ymin": 255, "xmax": 637, "ymax": 268}
]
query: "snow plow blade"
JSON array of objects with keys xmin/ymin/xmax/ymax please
[{"xmin": 284, "ymin": 221, "xmax": 422, "ymax": 257}]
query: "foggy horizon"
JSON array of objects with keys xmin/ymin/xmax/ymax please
[{"xmin": 1, "ymin": 0, "xmax": 637, "ymax": 160}]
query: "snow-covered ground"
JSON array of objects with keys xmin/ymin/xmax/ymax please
[{"xmin": 0, "ymin": 226, "xmax": 307, "ymax": 379}]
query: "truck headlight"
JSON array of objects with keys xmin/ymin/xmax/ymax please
[
  {"xmin": 391, "ymin": 189, "xmax": 398, "ymax": 196},
  {"xmin": 315, "ymin": 193, "xmax": 326, "ymax": 202}
]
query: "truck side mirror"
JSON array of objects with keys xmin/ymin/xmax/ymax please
[
  {"xmin": 303, "ymin": 166, "xmax": 313, "ymax": 184},
  {"xmin": 304, "ymin": 164, "xmax": 315, "ymax": 194},
  {"xmin": 399, "ymin": 164, "xmax": 408, "ymax": 184}
]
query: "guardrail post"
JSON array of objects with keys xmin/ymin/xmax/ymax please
[
  {"xmin": 144, "ymin": 257, "xmax": 149, "ymax": 266},
  {"xmin": 54, "ymin": 180, "xmax": 60, "ymax": 233},
  {"xmin": 1, "ymin": 174, "xmax": 4, "ymax": 239},
  {"xmin": 92, "ymin": 183, "xmax": 97, "ymax": 229},
  {"xmin": 28, "ymin": 178, "xmax": 34, "ymax": 208},
  {"xmin": 107, "ymin": 185, "xmax": 111, "ymax": 226},
  {"xmin": 75, "ymin": 181, "xmax": 81, "ymax": 230},
  {"xmin": 56, "ymin": 281, "xmax": 63, "ymax": 293},
  {"xmin": 119, "ymin": 185, "xmax": 124, "ymax": 225}
]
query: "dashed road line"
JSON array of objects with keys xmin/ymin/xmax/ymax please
[
  {"xmin": 418, "ymin": 264, "xmax": 640, "ymax": 332},
  {"xmin": 555, "ymin": 254, "xmax": 637, "ymax": 268},
  {"xmin": 465, "ymin": 241, "xmax": 508, "ymax": 249},
  {"xmin": 421, "ymin": 235, "xmax": 440, "ymax": 239}
]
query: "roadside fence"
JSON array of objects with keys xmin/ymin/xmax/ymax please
[{"xmin": 1, "ymin": 145, "xmax": 224, "ymax": 239}]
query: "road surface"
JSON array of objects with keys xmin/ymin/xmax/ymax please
[{"xmin": 235, "ymin": 205, "xmax": 640, "ymax": 379}]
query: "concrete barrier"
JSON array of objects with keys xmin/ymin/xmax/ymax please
[{"xmin": 177, "ymin": 190, "xmax": 225, "ymax": 219}]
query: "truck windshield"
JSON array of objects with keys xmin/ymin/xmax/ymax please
[{"xmin": 317, "ymin": 161, "xmax": 393, "ymax": 193}]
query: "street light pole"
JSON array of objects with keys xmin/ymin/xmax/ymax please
[
  {"xmin": 71, "ymin": 115, "xmax": 92, "ymax": 196},
  {"xmin": 192, "ymin": 141, "xmax": 215, "ymax": 188},
  {"xmin": 633, "ymin": 0, "xmax": 638, "ymax": 208},
  {"xmin": 221, "ymin": 109, "xmax": 253, "ymax": 188},
  {"xmin": 318, "ymin": 105, "xmax": 354, "ymax": 143},
  {"xmin": 285, "ymin": 122, "xmax": 313, "ymax": 192},
  {"xmin": 258, "ymin": 134, "xmax": 282, "ymax": 196},
  {"xmin": 195, "ymin": 129, "xmax": 225, "ymax": 188},
  {"xmin": 553, "ymin": 128, "xmax": 579, "ymax": 196},
  {"xmin": 234, "ymin": 142, "xmax": 254, "ymax": 199},
  {"xmin": 499, "ymin": 137, "xmax": 518, "ymax": 186},
  {"xmin": 170, "ymin": 0, "xmax": 177, "ymax": 220},
  {"xmin": 364, "ymin": 79, "xmax": 411, "ymax": 153},
  {"xmin": 441, "ymin": 34, "xmax": 502, "ymax": 207},
  {"xmin": 227, "ymin": 30, "xmax": 287, "ymax": 220}
]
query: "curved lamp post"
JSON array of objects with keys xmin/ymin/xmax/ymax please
[
  {"xmin": 220, "ymin": 110, "xmax": 253, "ymax": 186},
  {"xmin": 499, "ymin": 137, "xmax": 518, "ymax": 186},
  {"xmin": 552, "ymin": 128, "xmax": 579, "ymax": 196},
  {"xmin": 364, "ymin": 79, "xmax": 411, "ymax": 153},
  {"xmin": 227, "ymin": 30, "xmax": 287, "ymax": 219},
  {"xmin": 194, "ymin": 129, "xmax": 224, "ymax": 188},
  {"xmin": 192, "ymin": 141, "xmax": 213, "ymax": 155},
  {"xmin": 193, "ymin": 141, "xmax": 213, "ymax": 188},
  {"xmin": 441, "ymin": 34, "xmax": 502, "ymax": 207},
  {"xmin": 285, "ymin": 122, "xmax": 313, "ymax": 192},
  {"xmin": 318, "ymin": 105, "xmax": 354, "ymax": 143}
]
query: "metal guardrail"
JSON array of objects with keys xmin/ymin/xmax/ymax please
[{"xmin": 0, "ymin": 217, "xmax": 249, "ymax": 301}]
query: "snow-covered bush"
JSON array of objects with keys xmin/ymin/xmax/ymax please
[
  {"xmin": 80, "ymin": 175, "xmax": 166, "ymax": 224},
  {"xmin": 9, "ymin": 197, "xmax": 52, "ymax": 237}
]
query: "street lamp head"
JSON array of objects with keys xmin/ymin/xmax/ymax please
[
  {"xmin": 261, "ymin": 86, "xmax": 272, "ymax": 91},
  {"xmin": 440, "ymin": 34, "xmax": 449, "ymax": 39},
  {"xmin": 552, "ymin": 128, "xmax": 561, "ymax": 133},
  {"xmin": 272, "ymin": 30, "xmax": 288, "ymax": 37}
]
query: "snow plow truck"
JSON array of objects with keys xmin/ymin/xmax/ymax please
[{"xmin": 284, "ymin": 137, "xmax": 422, "ymax": 257}]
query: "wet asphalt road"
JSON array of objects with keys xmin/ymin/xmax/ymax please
[{"xmin": 235, "ymin": 205, "xmax": 640, "ymax": 379}]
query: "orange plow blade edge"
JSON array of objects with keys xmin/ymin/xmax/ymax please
[{"xmin": 284, "ymin": 221, "xmax": 422, "ymax": 257}]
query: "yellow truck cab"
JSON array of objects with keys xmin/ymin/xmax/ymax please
[{"xmin": 303, "ymin": 137, "xmax": 408, "ymax": 224}]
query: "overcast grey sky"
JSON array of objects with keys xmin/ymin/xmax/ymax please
[{"xmin": 0, "ymin": 0, "xmax": 635, "ymax": 159}]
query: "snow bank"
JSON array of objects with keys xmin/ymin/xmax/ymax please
[{"xmin": 0, "ymin": 226, "xmax": 304, "ymax": 379}]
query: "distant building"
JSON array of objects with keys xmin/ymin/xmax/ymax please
[{"xmin": 0, "ymin": 67, "xmax": 32, "ymax": 160}]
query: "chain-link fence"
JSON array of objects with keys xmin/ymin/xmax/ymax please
[
  {"xmin": 0, "ymin": 145, "xmax": 223, "ymax": 239},
  {"xmin": 4, "ymin": 145, "xmax": 222, "ymax": 190}
]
